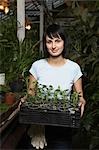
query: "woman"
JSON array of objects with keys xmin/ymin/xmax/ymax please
[{"xmin": 26, "ymin": 24, "xmax": 86, "ymax": 149}]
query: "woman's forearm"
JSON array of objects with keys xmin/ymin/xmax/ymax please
[
  {"xmin": 28, "ymin": 74, "xmax": 37, "ymax": 96},
  {"xmin": 74, "ymin": 78, "xmax": 84, "ymax": 97}
]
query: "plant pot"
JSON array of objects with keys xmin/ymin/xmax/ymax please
[{"xmin": 5, "ymin": 92, "xmax": 16, "ymax": 105}]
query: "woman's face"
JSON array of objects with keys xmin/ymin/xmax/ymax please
[{"xmin": 46, "ymin": 35, "xmax": 64, "ymax": 57}]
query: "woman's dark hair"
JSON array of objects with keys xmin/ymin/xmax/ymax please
[{"xmin": 43, "ymin": 24, "xmax": 68, "ymax": 58}]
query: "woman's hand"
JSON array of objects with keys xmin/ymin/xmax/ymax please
[
  {"xmin": 78, "ymin": 97, "xmax": 86, "ymax": 117},
  {"xmin": 74, "ymin": 78, "xmax": 86, "ymax": 117},
  {"xmin": 18, "ymin": 95, "xmax": 27, "ymax": 109}
]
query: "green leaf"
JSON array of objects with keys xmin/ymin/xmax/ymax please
[
  {"xmin": 81, "ymin": 8, "xmax": 88, "ymax": 23},
  {"xmin": 89, "ymin": 16, "xmax": 96, "ymax": 28}
]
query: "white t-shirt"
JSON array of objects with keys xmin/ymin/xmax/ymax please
[{"xmin": 29, "ymin": 59, "xmax": 82, "ymax": 96}]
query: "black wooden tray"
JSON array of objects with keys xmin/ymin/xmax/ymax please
[{"xmin": 19, "ymin": 103, "xmax": 80, "ymax": 128}]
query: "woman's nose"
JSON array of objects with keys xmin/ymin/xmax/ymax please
[{"xmin": 52, "ymin": 42, "xmax": 56, "ymax": 49}]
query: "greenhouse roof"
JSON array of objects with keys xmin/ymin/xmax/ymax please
[{"xmin": 0, "ymin": 0, "xmax": 65, "ymax": 23}]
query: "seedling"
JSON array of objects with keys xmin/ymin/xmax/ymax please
[{"xmin": 26, "ymin": 82, "xmax": 80, "ymax": 112}]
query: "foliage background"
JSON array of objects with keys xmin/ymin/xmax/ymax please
[{"xmin": 0, "ymin": 1, "xmax": 99, "ymax": 149}]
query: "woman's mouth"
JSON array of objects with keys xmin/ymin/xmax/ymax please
[{"xmin": 52, "ymin": 49, "xmax": 58, "ymax": 53}]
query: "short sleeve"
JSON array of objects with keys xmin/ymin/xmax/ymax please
[
  {"xmin": 29, "ymin": 62, "xmax": 38, "ymax": 79},
  {"xmin": 74, "ymin": 64, "xmax": 83, "ymax": 83}
]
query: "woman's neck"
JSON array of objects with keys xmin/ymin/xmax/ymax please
[{"xmin": 47, "ymin": 56, "xmax": 67, "ymax": 67}]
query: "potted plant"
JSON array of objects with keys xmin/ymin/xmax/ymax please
[
  {"xmin": 5, "ymin": 92, "xmax": 16, "ymax": 105},
  {"xmin": 0, "ymin": 14, "xmax": 40, "ymax": 93},
  {"xmin": 0, "ymin": 15, "xmax": 18, "ymax": 86},
  {"xmin": 8, "ymin": 38, "xmax": 40, "ymax": 92}
]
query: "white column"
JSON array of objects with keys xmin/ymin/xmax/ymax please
[
  {"xmin": 17, "ymin": 0, "xmax": 25, "ymax": 42},
  {"xmin": 40, "ymin": 5, "xmax": 44, "ymax": 56}
]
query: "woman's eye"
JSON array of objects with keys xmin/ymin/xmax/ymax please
[
  {"xmin": 46, "ymin": 41, "xmax": 51, "ymax": 44},
  {"xmin": 56, "ymin": 39, "xmax": 61, "ymax": 42}
]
